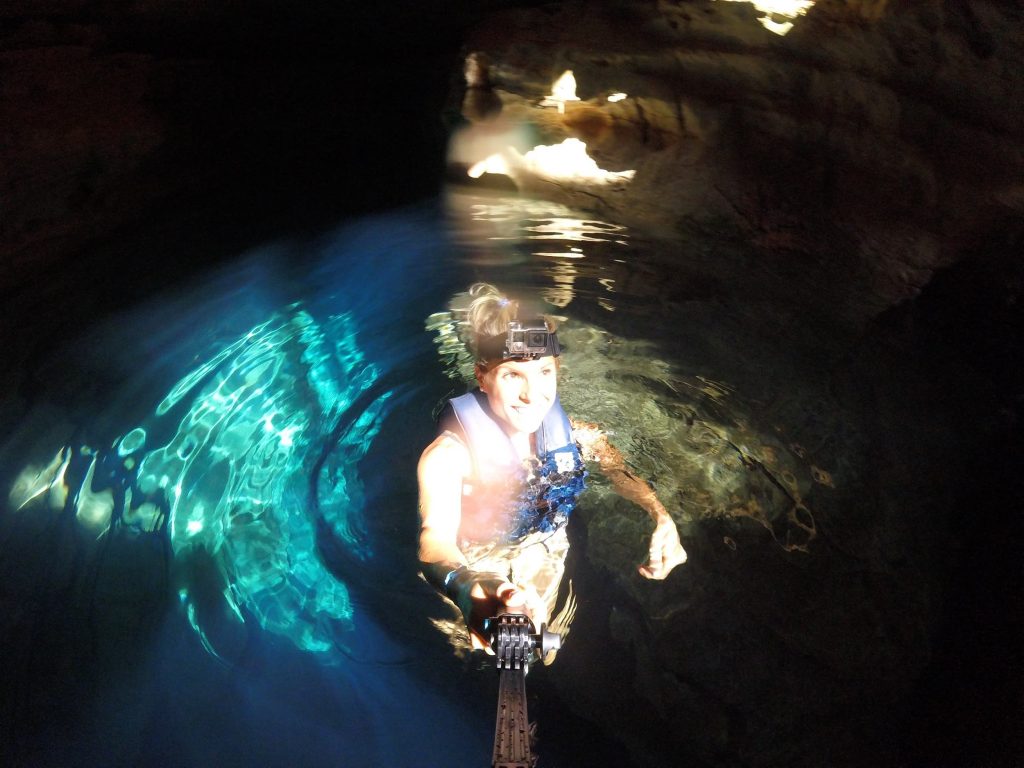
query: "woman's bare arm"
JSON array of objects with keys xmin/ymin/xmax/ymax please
[
  {"xmin": 417, "ymin": 433, "xmax": 539, "ymax": 641},
  {"xmin": 572, "ymin": 419, "xmax": 687, "ymax": 579},
  {"xmin": 417, "ymin": 432, "xmax": 471, "ymax": 568}
]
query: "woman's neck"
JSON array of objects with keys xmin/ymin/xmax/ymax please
[{"xmin": 509, "ymin": 430, "xmax": 535, "ymax": 461}]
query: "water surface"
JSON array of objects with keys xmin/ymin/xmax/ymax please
[{"xmin": 1, "ymin": 188, "xmax": 865, "ymax": 767}]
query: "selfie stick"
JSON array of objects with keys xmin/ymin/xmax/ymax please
[{"xmin": 486, "ymin": 614, "xmax": 561, "ymax": 768}]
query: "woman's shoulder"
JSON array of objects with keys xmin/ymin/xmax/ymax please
[
  {"xmin": 569, "ymin": 418, "xmax": 603, "ymax": 444},
  {"xmin": 419, "ymin": 430, "xmax": 471, "ymax": 476},
  {"xmin": 569, "ymin": 418, "xmax": 611, "ymax": 463}
]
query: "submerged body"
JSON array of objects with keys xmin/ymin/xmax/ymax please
[{"xmin": 418, "ymin": 286, "xmax": 686, "ymax": 651}]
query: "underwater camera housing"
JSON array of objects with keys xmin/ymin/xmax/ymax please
[{"xmin": 504, "ymin": 318, "xmax": 560, "ymax": 360}]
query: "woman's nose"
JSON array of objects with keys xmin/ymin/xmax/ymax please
[{"xmin": 519, "ymin": 378, "xmax": 532, "ymax": 401}]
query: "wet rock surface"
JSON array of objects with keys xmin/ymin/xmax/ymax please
[{"xmin": 453, "ymin": 1, "xmax": 1024, "ymax": 324}]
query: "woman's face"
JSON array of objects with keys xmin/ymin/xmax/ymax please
[{"xmin": 477, "ymin": 356, "xmax": 559, "ymax": 436}]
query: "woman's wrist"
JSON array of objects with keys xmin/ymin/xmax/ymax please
[
  {"xmin": 420, "ymin": 560, "xmax": 464, "ymax": 593},
  {"xmin": 649, "ymin": 502, "xmax": 672, "ymax": 525}
]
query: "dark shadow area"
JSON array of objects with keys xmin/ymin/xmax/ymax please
[
  {"xmin": 1, "ymin": 0, "xmax": 545, "ymax": 413},
  {"xmin": 881, "ymin": 228, "xmax": 1024, "ymax": 768}
]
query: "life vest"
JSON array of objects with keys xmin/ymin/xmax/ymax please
[{"xmin": 440, "ymin": 390, "xmax": 586, "ymax": 545}]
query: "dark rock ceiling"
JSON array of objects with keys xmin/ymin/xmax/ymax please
[
  {"xmin": 2, "ymin": 1, "xmax": 1021, "ymax": 323},
  {"xmin": 2, "ymin": 0, "xmax": 507, "ymax": 295}
]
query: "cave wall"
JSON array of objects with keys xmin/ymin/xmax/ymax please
[
  {"xmin": 0, "ymin": 0, "xmax": 502, "ymax": 309},
  {"xmin": 3, "ymin": 1, "xmax": 1021, "ymax": 327},
  {"xmin": 1, "ymin": 0, "xmax": 526, "ymax": 414},
  {"xmin": 453, "ymin": 0, "xmax": 1023, "ymax": 323}
]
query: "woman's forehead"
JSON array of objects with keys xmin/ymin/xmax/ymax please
[{"xmin": 490, "ymin": 356, "xmax": 558, "ymax": 373}]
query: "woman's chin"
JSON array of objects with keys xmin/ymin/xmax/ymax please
[{"xmin": 507, "ymin": 410, "xmax": 546, "ymax": 435}]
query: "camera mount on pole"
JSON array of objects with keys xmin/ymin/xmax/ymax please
[{"xmin": 486, "ymin": 614, "xmax": 561, "ymax": 768}]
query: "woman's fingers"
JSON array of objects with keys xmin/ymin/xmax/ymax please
[
  {"xmin": 498, "ymin": 584, "xmax": 525, "ymax": 607},
  {"xmin": 639, "ymin": 526, "xmax": 688, "ymax": 579},
  {"xmin": 494, "ymin": 583, "xmax": 548, "ymax": 626}
]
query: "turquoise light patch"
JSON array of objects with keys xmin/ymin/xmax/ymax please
[
  {"xmin": 26, "ymin": 306, "xmax": 391, "ymax": 662},
  {"xmin": 118, "ymin": 428, "xmax": 147, "ymax": 456}
]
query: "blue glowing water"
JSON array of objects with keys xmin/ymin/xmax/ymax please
[
  {"xmin": 3, "ymin": 201, "xmax": 496, "ymax": 765},
  {"xmin": 1, "ymin": 189, "xmax": 849, "ymax": 766}
]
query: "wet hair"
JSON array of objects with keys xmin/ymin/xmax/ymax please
[
  {"xmin": 467, "ymin": 283, "xmax": 519, "ymax": 340},
  {"xmin": 465, "ymin": 283, "xmax": 558, "ymax": 366}
]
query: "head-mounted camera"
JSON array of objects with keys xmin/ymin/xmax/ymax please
[{"xmin": 479, "ymin": 317, "xmax": 560, "ymax": 361}]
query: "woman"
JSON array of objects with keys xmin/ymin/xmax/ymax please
[{"xmin": 418, "ymin": 284, "xmax": 686, "ymax": 653}]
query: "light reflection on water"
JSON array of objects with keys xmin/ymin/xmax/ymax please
[
  {"xmin": 1, "ymin": 189, "xmax": 859, "ymax": 765},
  {"xmin": 439, "ymin": 191, "xmax": 836, "ymax": 571},
  {"xmin": 7, "ymin": 192, "xmax": 840, "ymax": 655}
]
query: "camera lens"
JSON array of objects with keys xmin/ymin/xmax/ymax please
[{"xmin": 527, "ymin": 331, "xmax": 547, "ymax": 348}]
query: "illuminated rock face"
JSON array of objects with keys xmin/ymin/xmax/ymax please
[{"xmin": 454, "ymin": 1, "xmax": 1023, "ymax": 323}]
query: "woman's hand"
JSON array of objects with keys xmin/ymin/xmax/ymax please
[
  {"xmin": 572, "ymin": 420, "xmax": 688, "ymax": 580},
  {"xmin": 466, "ymin": 579, "xmax": 547, "ymax": 650},
  {"xmin": 639, "ymin": 517, "xmax": 687, "ymax": 579},
  {"xmin": 493, "ymin": 582, "xmax": 547, "ymax": 626}
]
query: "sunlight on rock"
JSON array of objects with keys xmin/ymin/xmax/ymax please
[
  {"xmin": 522, "ymin": 138, "xmax": 635, "ymax": 184},
  {"xmin": 468, "ymin": 139, "xmax": 635, "ymax": 186},
  {"xmin": 448, "ymin": 118, "xmax": 533, "ymax": 172},
  {"xmin": 468, "ymin": 153, "xmax": 512, "ymax": 179},
  {"xmin": 717, "ymin": 0, "xmax": 816, "ymax": 35},
  {"xmin": 762, "ymin": 18, "xmax": 794, "ymax": 34},
  {"xmin": 539, "ymin": 70, "xmax": 581, "ymax": 113}
]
